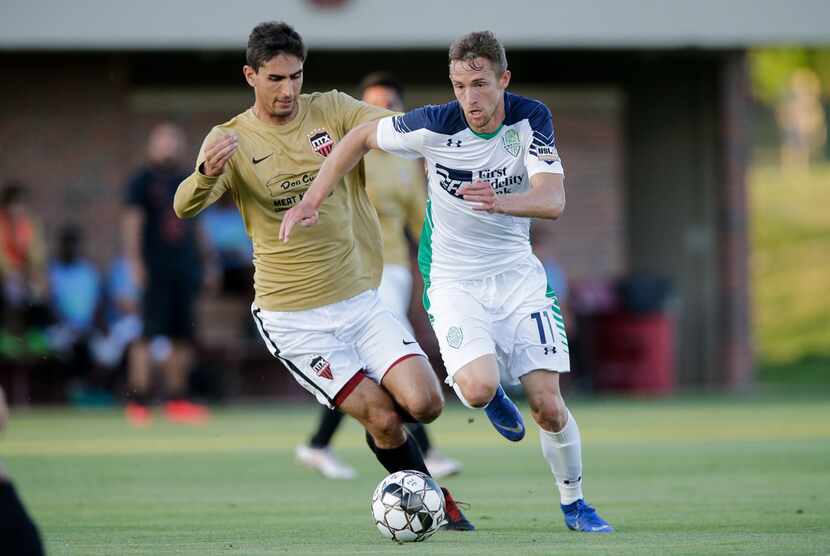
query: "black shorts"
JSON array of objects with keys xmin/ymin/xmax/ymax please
[{"xmin": 142, "ymin": 272, "xmax": 199, "ymax": 340}]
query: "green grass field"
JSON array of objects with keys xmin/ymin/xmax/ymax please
[
  {"xmin": 750, "ymin": 163, "xmax": 830, "ymax": 384},
  {"xmin": 3, "ymin": 397, "xmax": 829, "ymax": 555}
]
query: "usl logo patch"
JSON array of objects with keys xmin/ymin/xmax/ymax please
[
  {"xmin": 310, "ymin": 355, "xmax": 334, "ymax": 380},
  {"xmin": 502, "ymin": 128, "xmax": 521, "ymax": 157},
  {"xmin": 308, "ymin": 129, "xmax": 335, "ymax": 158},
  {"xmin": 536, "ymin": 145, "xmax": 560, "ymax": 163}
]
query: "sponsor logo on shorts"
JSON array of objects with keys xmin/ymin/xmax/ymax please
[
  {"xmin": 447, "ymin": 326, "xmax": 463, "ymax": 349},
  {"xmin": 310, "ymin": 355, "xmax": 334, "ymax": 380}
]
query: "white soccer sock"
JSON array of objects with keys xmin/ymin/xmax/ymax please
[{"xmin": 538, "ymin": 409, "xmax": 584, "ymax": 505}]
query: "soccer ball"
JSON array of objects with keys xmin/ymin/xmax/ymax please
[{"xmin": 371, "ymin": 470, "xmax": 445, "ymax": 543}]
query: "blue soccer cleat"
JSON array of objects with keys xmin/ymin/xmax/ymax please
[
  {"xmin": 483, "ymin": 385, "xmax": 525, "ymax": 441},
  {"xmin": 561, "ymin": 499, "xmax": 614, "ymax": 533}
]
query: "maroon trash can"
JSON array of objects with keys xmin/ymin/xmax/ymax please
[{"xmin": 592, "ymin": 312, "xmax": 674, "ymax": 394}]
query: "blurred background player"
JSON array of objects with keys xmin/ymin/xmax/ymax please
[
  {"xmin": 199, "ymin": 193, "xmax": 254, "ymax": 296},
  {"xmin": 0, "ymin": 386, "xmax": 45, "ymax": 555},
  {"xmin": 122, "ymin": 122, "xmax": 218, "ymax": 425},
  {"xmin": 776, "ymin": 68, "xmax": 827, "ymax": 170},
  {"xmin": 295, "ymin": 73, "xmax": 462, "ymax": 480}
]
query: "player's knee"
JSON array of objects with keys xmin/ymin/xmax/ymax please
[
  {"xmin": 530, "ymin": 401, "xmax": 568, "ymax": 432},
  {"xmin": 462, "ymin": 382, "xmax": 498, "ymax": 408},
  {"xmin": 406, "ymin": 394, "xmax": 444, "ymax": 424},
  {"xmin": 366, "ymin": 407, "xmax": 404, "ymax": 442}
]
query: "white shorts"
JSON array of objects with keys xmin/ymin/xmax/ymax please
[
  {"xmin": 377, "ymin": 264, "xmax": 414, "ymax": 335},
  {"xmin": 426, "ymin": 256, "xmax": 570, "ymax": 386},
  {"xmin": 251, "ymin": 290, "xmax": 426, "ymax": 408}
]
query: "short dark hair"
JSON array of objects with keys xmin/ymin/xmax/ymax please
[
  {"xmin": 448, "ymin": 31, "xmax": 508, "ymax": 75},
  {"xmin": 59, "ymin": 224, "xmax": 82, "ymax": 247},
  {"xmin": 358, "ymin": 72, "xmax": 405, "ymax": 100},
  {"xmin": 0, "ymin": 180, "xmax": 27, "ymax": 207},
  {"xmin": 246, "ymin": 21, "xmax": 307, "ymax": 71}
]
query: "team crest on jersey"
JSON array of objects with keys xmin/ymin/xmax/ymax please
[
  {"xmin": 502, "ymin": 128, "xmax": 521, "ymax": 157},
  {"xmin": 310, "ymin": 355, "xmax": 334, "ymax": 380},
  {"xmin": 308, "ymin": 129, "xmax": 335, "ymax": 158}
]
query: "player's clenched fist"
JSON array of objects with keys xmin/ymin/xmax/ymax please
[{"xmin": 201, "ymin": 133, "xmax": 239, "ymax": 177}]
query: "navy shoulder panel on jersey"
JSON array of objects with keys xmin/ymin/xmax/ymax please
[
  {"xmin": 392, "ymin": 101, "xmax": 467, "ymax": 136},
  {"xmin": 504, "ymin": 92, "xmax": 556, "ymax": 150},
  {"xmin": 504, "ymin": 93, "xmax": 554, "ymax": 135},
  {"xmin": 504, "ymin": 92, "xmax": 560, "ymax": 165}
]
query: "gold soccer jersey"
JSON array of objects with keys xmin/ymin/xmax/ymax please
[
  {"xmin": 174, "ymin": 90, "xmax": 391, "ymax": 311},
  {"xmin": 364, "ymin": 151, "xmax": 426, "ymax": 267}
]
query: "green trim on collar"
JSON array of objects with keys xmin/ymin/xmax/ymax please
[{"xmin": 470, "ymin": 123, "xmax": 503, "ymax": 139}]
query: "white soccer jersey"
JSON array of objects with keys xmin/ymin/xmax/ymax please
[{"xmin": 376, "ymin": 92, "xmax": 564, "ymax": 287}]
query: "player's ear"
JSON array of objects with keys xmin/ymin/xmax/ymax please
[
  {"xmin": 243, "ymin": 65, "xmax": 257, "ymax": 87},
  {"xmin": 499, "ymin": 69, "xmax": 511, "ymax": 89}
]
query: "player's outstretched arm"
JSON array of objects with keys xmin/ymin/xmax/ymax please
[
  {"xmin": 279, "ymin": 120, "xmax": 380, "ymax": 242},
  {"xmin": 174, "ymin": 133, "xmax": 237, "ymax": 219},
  {"xmin": 459, "ymin": 172, "xmax": 565, "ymax": 220}
]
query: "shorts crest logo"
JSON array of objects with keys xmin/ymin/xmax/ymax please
[
  {"xmin": 308, "ymin": 129, "xmax": 335, "ymax": 158},
  {"xmin": 310, "ymin": 355, "xmax": 334, "ymax": 380},
  {"xmin": 447, "ymin": 326, "xmax": 463, "ymax": 349},
  {"xmin": 502, "ymin": 128, "xmax": 521, "ymax": 157}
]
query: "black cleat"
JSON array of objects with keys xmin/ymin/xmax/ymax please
[{"xmin": 441, "ymin": 487, "xmax": 475, "ymax": 531}]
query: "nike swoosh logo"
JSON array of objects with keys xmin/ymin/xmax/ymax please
[
  {"xmin": 590, "ymin": 525, "xmax": 612, "ymax": 532},
  {"xmin": 402, "ymin": 339, "xmax": 417, "ymax": 345},
  {"xmin": 493, "ymin": 422, "xmax": 524, "ymax": 434},
  {"xmin": 252, "ymin": 154, "xmax": 273, "ymax": 164}
]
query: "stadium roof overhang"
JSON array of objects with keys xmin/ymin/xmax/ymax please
[{"xmin": 2, "ymin": 0, "xmax": 829, "ymax": 51}]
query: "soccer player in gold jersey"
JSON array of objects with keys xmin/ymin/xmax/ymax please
[
  {"xmin": 173, "ymin": 21, "xmax": 472, "ymax": 530},
  {"xmin": 295, "ymin": 73, "xmax": 462, "ymax": 480}
]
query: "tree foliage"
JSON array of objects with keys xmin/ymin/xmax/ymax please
[{"xmin": 750, "ymin": 47, "xmax": 830, "ymax": 105}]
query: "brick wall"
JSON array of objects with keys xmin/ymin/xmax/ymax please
[{"xmin": 0, "ymin": 56, "xmax": 625, "ymax": 286}]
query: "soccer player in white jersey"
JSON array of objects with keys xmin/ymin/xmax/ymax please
[{"xmin": 281, "ymin": 31, "xmax": 613, "ymax": 533}]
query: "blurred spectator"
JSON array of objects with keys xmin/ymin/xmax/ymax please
[
  {"xmin": 531, "ymin": 223, "xmax": 571, "ymax": 313},
  {"xmin": 0, "ymin": 181, "xmax": 50, "ymax": 359},
  {"xmin": 777, "ymin": 69, "xmax": 827, "ymax": 169},
  {"xmin": 122, "ymin": 122, "xmax": 218, "ymax": 425},
  {"xmin": 46, "ymin": 225, "xmax": 113, "ymax": 403},
  {"xmin": 89, "ymin": 255, "xmax": 143, "ymax": 370},
  {"xmin": 531, "ymin": 224, "xmax": 588, "ymax": 388},
  {"xmin": 200, "ymin": 194, "xmax": 253, "ymax": 295}
]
